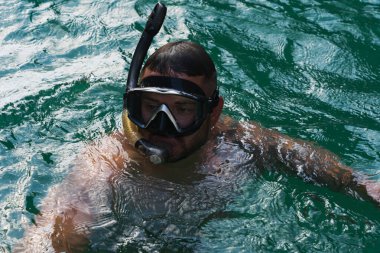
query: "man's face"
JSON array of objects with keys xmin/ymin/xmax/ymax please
[{"xmin": 137, "ymin": 69, "xmax": 221, "ymax": 162}]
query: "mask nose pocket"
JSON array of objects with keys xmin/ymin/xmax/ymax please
[{"xmin": 147, "ymin": 110, "xmax": 178, "ymax": 136}]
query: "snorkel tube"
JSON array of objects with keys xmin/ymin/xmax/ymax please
[
  {"xmin": 123, "ymin": 2, "xmax": 168, "ymax": 164},
  {"xmin": 125, "ymin": 2, "xmax": 167, "ymax": 92}
]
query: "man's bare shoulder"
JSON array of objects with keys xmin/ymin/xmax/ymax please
[{"xmin": 214, "ymin": 115, "xmax": 275, "ymax": 143}]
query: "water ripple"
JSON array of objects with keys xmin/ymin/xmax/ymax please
[{"xmin": 1, "ymin": 0, "xmax": 380, "ymax": 251}]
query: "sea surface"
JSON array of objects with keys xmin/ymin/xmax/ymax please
[{"xmin": 1, "ymin": 0, "xmax": 380, "ymax": 252}]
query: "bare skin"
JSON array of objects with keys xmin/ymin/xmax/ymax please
[{"xmin": 16, "ymin": 71, "xmax": 380, "ymax": 252}]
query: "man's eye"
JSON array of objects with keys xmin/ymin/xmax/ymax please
[
  {"xmin": 143, "ymin": 101, "xmax": 159, "ymax": 111},
  {"xmin": 176, "ymin": 105, "xmax": 196, "ymax": 114}
]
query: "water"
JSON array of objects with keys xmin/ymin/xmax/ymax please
[{"xmin": 1, "ymin": 0, "xmax": 380, "ymax": 252}]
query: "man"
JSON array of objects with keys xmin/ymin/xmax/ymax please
[
  {"xmin": 17, "ymin": 40, "xmax": 379, "ymax": 253},
  {"xmin": 124, "ymin": 40, "xmax": 379, "ymax": 199}
]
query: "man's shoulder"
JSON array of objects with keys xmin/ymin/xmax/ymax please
[{"xmin": 215, "ymin": 115, "xmax": 268, "ymax": 138}]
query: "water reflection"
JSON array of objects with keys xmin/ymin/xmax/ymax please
[{"xmin": 1, "ymin": 0, "xmax": 380, "ymax": 252}]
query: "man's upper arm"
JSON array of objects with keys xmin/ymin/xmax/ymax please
[{"xmin": 238, "ymin": 121, "xmax": 379, "ymax": 205}]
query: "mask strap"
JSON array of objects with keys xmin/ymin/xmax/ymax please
[{"xmin": 140, "ymin": 76, "xmax": 206, "ymax": 96}]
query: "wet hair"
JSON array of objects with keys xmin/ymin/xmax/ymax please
[{"xmin": 141, "ymin": 41, "xmax": 217, "ymax": 86}]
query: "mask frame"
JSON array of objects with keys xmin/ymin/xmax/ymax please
[{"xmin": 125, "ymin": 76, "xmax": 219, "ymax": 137}]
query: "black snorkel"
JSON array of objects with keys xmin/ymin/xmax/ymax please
[
  {"xmin": 125, "ymin": 2, "xmax": 167, "ymax": 93},
  {"xmin": 124, "ymin": 2, "xmax": 169, "ymax": 164}
]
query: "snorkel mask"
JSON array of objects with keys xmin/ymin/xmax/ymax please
[
  {"xmin": 125, "ymin": 76, "xmax": 219, "ymax": 137},
  {"xmin": 123, "ymin": 3, "xmax": 218, "ymax": 164}
]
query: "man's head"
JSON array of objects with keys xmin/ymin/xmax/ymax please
[
  {"xmin": 141, "ymin": 41, "xmax": 217, "ymax": 96},
  {"xmin": 126, "ymin": 41, "xmax": 223, "ymax": 162}
]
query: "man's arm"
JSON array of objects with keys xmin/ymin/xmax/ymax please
[
  {"xmin": 15, "ymin": 186, "xmax": 93, "ymax": 253},
  {"xmin": 236, "ymin": 120, "xmax": 380, "ymax": 205},
  {"xmin": 16, "ymin": 133, "xmax": 128, "ymax": 252}
]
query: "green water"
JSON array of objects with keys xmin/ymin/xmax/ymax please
[{"xmin": 1, "ymin": 0, "xmax": 380, "ymax": 252}]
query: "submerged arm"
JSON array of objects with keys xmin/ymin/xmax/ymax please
[
  {"xmin": 17, "ymin": 134, "xmax": 127, "ymax": 252},
  {"xmin": 237, "ymin": 121, "xmax": 380, "ymax": 205},
  {"xmin": 15, "ymin": 185, "xmax": 93, "ymax": 253}
]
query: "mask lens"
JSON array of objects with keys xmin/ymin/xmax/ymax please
[
  {"xmin": 141, "ymin": 92, "xmax": 198, "ymax": 129},
  {"xmin": 127, "ymin": 89, "xmax": 208, "ymax": 136}
]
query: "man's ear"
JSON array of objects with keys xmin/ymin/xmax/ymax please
[{"xmin": 210, "ymin": 96, "xmax": 224, "ymax": 126}]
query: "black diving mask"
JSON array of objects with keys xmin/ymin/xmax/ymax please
[{"xmin": 125, "ymin": 76, "xmax": 219, "ymax": 137}]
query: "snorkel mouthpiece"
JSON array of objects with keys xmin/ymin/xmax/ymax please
[
  {"xmin": 124, "ymin": 3, "xmax": 168, "ymax": 164},
  {"xmin": 135, "ymin": 139, "xmax": 169, "ymax": 165}
]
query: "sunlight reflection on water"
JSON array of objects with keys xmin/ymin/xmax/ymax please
[{"xmin": 0, "ymin": 0, "xmax": 379, "ymax": 252}]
